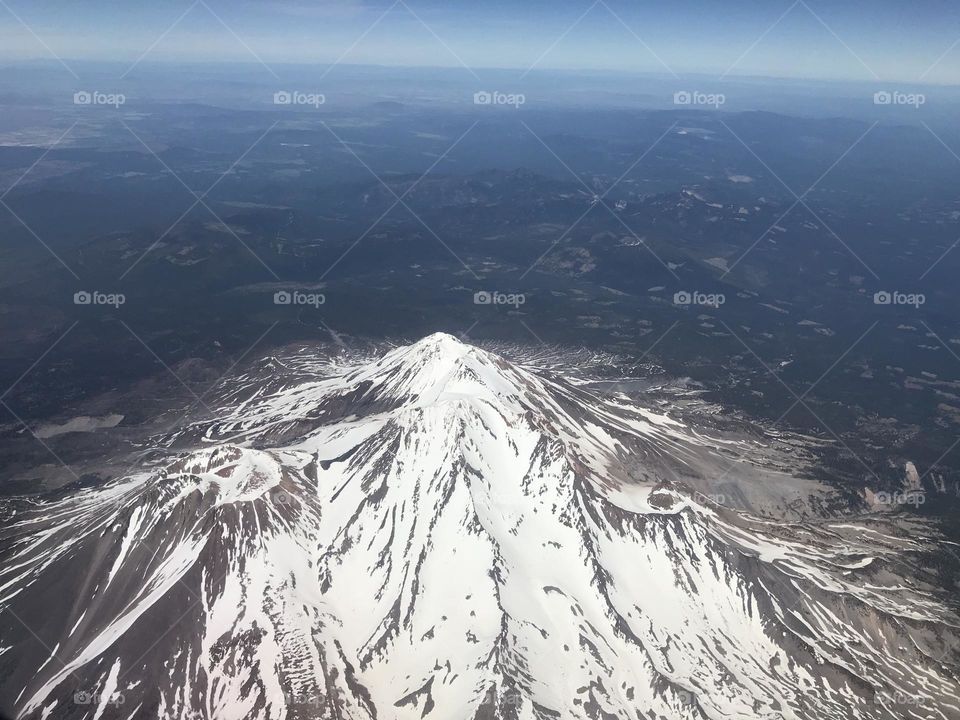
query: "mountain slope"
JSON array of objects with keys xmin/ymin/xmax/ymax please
[{"xmin": 1, "ymin": 333, "xmax": 958, "ymax": 720}]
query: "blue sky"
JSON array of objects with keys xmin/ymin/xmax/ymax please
[{"xmin": 0, "ymin": 0, "xmax": 958, "ymax": 83}]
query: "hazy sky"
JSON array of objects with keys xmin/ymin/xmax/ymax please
[{"xmin": 0, "ymin": 0, "xmax": 957, "ymax": 83}]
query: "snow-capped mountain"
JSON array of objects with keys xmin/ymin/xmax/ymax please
[{"xmin": 1, "ymin": 333, "xmax": 958, "ymax": 720}]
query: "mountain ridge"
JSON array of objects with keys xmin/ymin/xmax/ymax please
[{"xmin": 1, "ymin": 334, "xmax": 957, "ymax": 720}]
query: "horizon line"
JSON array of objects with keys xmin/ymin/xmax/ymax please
[{"xmin": 1, "ymin": 57, "xmax": 958, "ymax": 89}]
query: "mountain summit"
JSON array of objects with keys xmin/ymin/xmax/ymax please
[{"xmin": 1, "ymin": 335, "xmax": 957, "ymax": 719}]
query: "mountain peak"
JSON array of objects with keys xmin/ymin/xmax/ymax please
[
  {"xmin": 411, "ymin": 331, "xmax": 467, "ymax": 349},
  {"xmin": 363, "ymin": 332, "xmax": 517, "ymax": 408},
  {"xmin": 386, "ymin": 332, "xmax": 474, "ymax": 366},
  {"xmin": 3, "ymin": 337, "xmax": 958, "ymax": 720}
]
